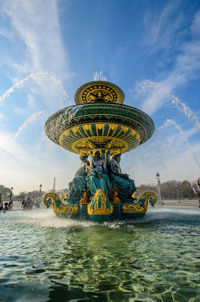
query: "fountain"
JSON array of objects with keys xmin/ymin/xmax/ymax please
[{"xmin": 43, "ymin": 81, "xmax": 157, "ymax": 221}]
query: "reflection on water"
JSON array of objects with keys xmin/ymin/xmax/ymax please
[{"xmin": 0, "ymin": 208, "xmax": 200, "ymax": 302}]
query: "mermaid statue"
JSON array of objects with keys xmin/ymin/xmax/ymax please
[
  {"xmin": 86, "ymin": 151, "xmax": 136, "ymax": 202},
  {"xmin": 110, "ymin": 154, "xmax": 136, "ymax": 201},
  {"xmin": 67, "ymin": 155, "xmax": 90, "ymax": 204},
  {"xmin": 87, "ymin": 151, "xmax": 111, "ymax": 199}
]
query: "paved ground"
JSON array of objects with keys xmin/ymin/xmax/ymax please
[
  {"xmin": 156, "ymin": 199, "xmax": 200, "ymax": 208},
  {"xmin": 10, "ymin": 199, "xmax": 200, "ymax": 211}
]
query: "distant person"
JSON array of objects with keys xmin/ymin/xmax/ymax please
[
  {"xmin": 3, "ymin": 202, "xmax": 9, "ymax": 212},
  {"xmin": 0, "ymin": 194, "xmax": 3, "ymax": 213},
  {"xmin": 35, "ymin": 200, "xmax": 41, "ymax": 208},
  {"xmin": 28, "ymin": 197, "xmax": 34, "ymax": 209},
  {"xmin": 8, "ymin": 199, "xmax": 13, "ymax": 210},
  {"xmin": 21, "ymin": 199, "xmax": 26, "ymax": 209},
  {"xmin": 24, "ymin": 197, "xmax": 34, "ymax": 209}
]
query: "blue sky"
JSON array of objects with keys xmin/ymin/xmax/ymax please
[{"xmin": 0, "ymin": 0, "xmax": 200, "ymax": 193}]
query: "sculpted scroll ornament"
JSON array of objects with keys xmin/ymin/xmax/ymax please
[
  {"xmin": 43, "ymin": 192, "xmax": 79, "ymax": 215},
  {"xmin": 122, "ymin": 192, "xmax": 157, "ymax": 213}
]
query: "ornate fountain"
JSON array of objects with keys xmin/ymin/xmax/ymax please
[{"xmin": 43, "ymin": 81, "xmax": 157, "ymax": 221}]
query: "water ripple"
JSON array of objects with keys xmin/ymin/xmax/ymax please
[{"xmin": 0, "ymin": 208, "xmax": 200, "ymax": 301}]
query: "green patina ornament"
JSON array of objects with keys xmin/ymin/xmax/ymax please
[{"xmin": 43, "ymin": 81, "xmax": 157, "ymax": 221}]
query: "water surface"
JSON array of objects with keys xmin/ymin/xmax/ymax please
[{"xmin": 0, "ymin": 207, "xmax": 200, "ymax": 302}]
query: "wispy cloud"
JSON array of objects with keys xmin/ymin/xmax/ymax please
[
  {"xmin": 0, "ymin": 1, "xmax": 71, "ymax": 115},
  {"xmin": 0, "ymin": 28, "xmax": 13, "ymax": 40},
  {"xmin": 0, "ymin": 0, "xmax": 73, "ymax": 193},
  {"xmin": 0, "ymin": 113, "xmax": 5, "ymax": 120},
  {"xmin": 190, "ymin": 10, "xmax": 200, "ymax": 36},
  {"xmin": 162, "ymin": 9, "xmax": 200, "ymax": 86},
  {"xmin": 131, "ymin": 9, "xmax": 200, "ymax": 116},
  {"xmin": 123, "ymin": 126, "xmax": 200, "ymax": 185},
  {"xmin": 164, "ymin": 40, "xmax": 200, "ymax": 88},
  {"xmin": 143, "ymin": 2, "xmax": 182, "ymax": 50},
  {"xmin": 0, "ymin": 129, "xmax": 28, "ymax": 162},
  {"xmin": 2, "ymin": 0, "xmax": 69, "ymax": 78}
]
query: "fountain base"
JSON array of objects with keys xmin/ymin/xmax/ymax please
[{"xmin": 43, "ymin": 191, "xmax": 157, "ymax": 222}]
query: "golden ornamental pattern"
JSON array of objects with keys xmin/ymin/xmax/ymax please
[
  {"xmin": 122, "ymin": 203, "xmax": 146, "ymax": 213},
  {"xmin": 74, "ymin": 81, "xmax": 125, "ymax": 105},
  {"xmin": 82, "ymin": 85, "xmax": 118, "ymax": 103},
  {"xmin": 87, "ymin": 189, "xmax": 113, "ymax": 215},
  {"xmin": 59, "ymin": 122, "xmax": 140, "ymax": 156}
]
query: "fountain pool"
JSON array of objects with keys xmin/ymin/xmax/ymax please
[{"xmin": 0, "ymin": 207, "xmax": 200, "ymax": 302}]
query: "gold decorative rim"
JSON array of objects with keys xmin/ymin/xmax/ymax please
[
  {"xmin": 71, "ymin": 136, "xmax": 129, "ymax": 156},
  {"xmin": 59, "ymin": 122, "xmax": 141, "ymax": 156},
  {"xmin": 74, "ymin": 81, "xmax": 125, "ymax": 104}
]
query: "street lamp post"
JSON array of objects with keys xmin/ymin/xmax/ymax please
[
  {"xmin": 10, "ymin": 187, "xmax": 13, "ymax": 200},
  {"xmin": 156, "ymin": 172, "xmax": 163, "ymax": 205},
  {"xmin": 8, "ymin": 186, "xmax": 14, "ymax": 210},
  {"xmin": 39, "ymin": 184, "xmax": 42, "ymax": 207},
  {"xmin": 35, "ymin": 184, "xmax": 42, "ymax": 208},
  {"xmin": 198, "ymin": 178, "xmax": 200, "ymax": 208}
]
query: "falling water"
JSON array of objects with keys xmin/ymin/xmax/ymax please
[
  {"xmin": 65, "ymin": 105, "xmax": 82, "ymax": 122},
  {"xmin": 132, "ymin": 80, "xmax": 200, "ymax": 130},
  {"xmin": 2, "ymin": 207, "xmax": 200, "ymax": 228},
  {"xmin": 45, "ymin": 105, "xmax": 83, "ymax": 143},
  {"xmin": 0, "ymin": 71, "xmax": 68, "ymax": 105},
  {"xmin": 162, "ymin": 118, "xmax": 200, "ymax": 169},
  {"xmin": 14, "ymin": 110, "xmax": 44, "ymax": 139}
]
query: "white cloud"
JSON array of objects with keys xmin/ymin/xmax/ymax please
[
  {"xmin": 132, "ymin": 10, "xmax": 200, "ymax": 116},
  {"xmin": 0, "ymin": 113, "xmax": 5, "ymax": 120},
  {"xmin": 122, "ymin": 129, "xmax": 200, "ymax": 186},
  {"xmin": 1, "ymin": 1, "xmax": 72, "ymax": 112},
  {"xmin": 0, "ymin": 0, "xmax": 76, "ymax": 193},
  {"xmin": 0, "ymin": 129, "xmax": 28, "ymax": 162},
  {"xmin": 0, "ymin": 28, "xmax": 13, "ymax": 40},
  {"xmin": 143, "ymin": 2, "xmax": 182, "ymax": 52},
  {"xmin": 2, "ymin": 0, "xmax": 69, "ymax": 78},
  {"xmin": 165, "ymin": 10, "xmax": 200, "ymax": 84},
  {"xmin": 190, "ymin": 10, "xmax": 200, "ymax": 36},
  {"xmin": 0, "ymin": 126, "xmax": 79, "ymax": 193},
  {"xmin": 163, "ymin": 40, "xmax": 200, "ymax": 89}
]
